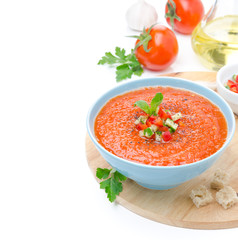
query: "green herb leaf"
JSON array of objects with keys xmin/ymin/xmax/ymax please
[
  {"xmin": 116, "ymin": 64, "xmax": 133, "ymax": 81},
  {"xmin": 98, "ymin": 52, "xmax": 119, "ymax": 65},
  {"xmin": 115, "ymin": 47, "xmax": 126, "ymax": 60},
  {"xmin": 98, "ymin": 47, "xmax": 143, "ymax": 82},
  {"xmin": 134, "ymin": 93, "xmax": 163, "ymax": 116},
  {"xmin": 96, "ymin": 168, "xmax": 111, "ymax": 179},
  {"xmin": 114, "ymin": 171, "xmax": 127, "ymax": 182},
  {"xmin": 150, "ymin": 93, "xmax": 163, "ymax": 115},
  {"xmin": 96, "ymin": 167, "xmax": 127, "ymax": 203},
  {"xmin": 101, "ymin": 178, "xmax": 123, "ymax": 203},
  {"xmin": 134, "ymin": 100, "xmax": 151, "ymax": 115}
]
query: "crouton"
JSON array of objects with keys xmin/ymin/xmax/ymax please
[
  {"xmin": 216, "ymin": 186, "xmax": 238, "ymax": 209},
  {"xmin": 190, "ymin": 185, "xmax": 213, "ymax": 208},
  {"xmin": 210, "ymin": 168, "xmax": 230, "ymax": 190}
]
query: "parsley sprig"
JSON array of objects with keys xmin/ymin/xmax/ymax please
[
  {"xmin": 134, "ymin": 92, "xmax": 163, "ymax": 116},
  {"xmin": 98, "ymin": 47, "xmax": 143, "ymax": 82},
  {"xmin": 96, "ymin": 167, "xmax": 127, "ymax": 202}
]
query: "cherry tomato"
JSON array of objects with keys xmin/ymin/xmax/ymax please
[
  {"xmin": 165, "ymin": 0, "xmax": 204, "ymax": 35},
  {"xmin": 134, "ymin": 25, "xmax": 178, "ymax": 71}
]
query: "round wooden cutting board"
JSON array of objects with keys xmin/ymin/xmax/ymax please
[{"xmin": 86, "ymin": 72, "xmax": 238, "ymax": 230}]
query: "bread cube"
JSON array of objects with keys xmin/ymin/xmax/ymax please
[
  {"xmin": 210, "ymin": 168, "xmax": 230, "ymax": 190},
  {"xmin": 190, "ymin": 185, "xmax": 213, "ymax": 208},
  {"xmin": 216, "ymin": 186, "xmax": 238, "ymax": 209}
]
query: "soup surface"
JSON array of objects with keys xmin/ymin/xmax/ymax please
[{"xmin": 94, "ymin": 87, "xmax": 227, "ymax": 166}]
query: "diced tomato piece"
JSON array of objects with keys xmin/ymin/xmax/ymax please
[
  {"xmin": 146, "ymin": 118, "xmax": 152, "ymax": 127},
  {"xmin": 147, "ymin": 115, "xmax": 156, "ymax": 123},
  {"xmin": 227, "ymin": 80, "xmax": 235, "ymax": 88},
  {"xmin": 235, "ymin": 75, "xmax": 238, "ymax": 83},
  {"xmin": 147, "ymin": 115, "xmax": 163, "ymax": 127},
  {"xmin": 166, "ymin": 112, "xmax": 172, "ymax": 120},
  {"xmin": 136, "ymin": 122, "xmax": 147, "ymax": 130},
  {"xmin": 153, "ymin": 117, "xmax": 164, "ymax": 127},
  {"xmin": 230, "ymin": 86, "xmax": 238, "ymax": 93},
  {"xmin": 162, "ymin": 131, "xmax": 172, "ymax": 142},
  {"xmin": 230, "ymin": 84, "xmax": 237, "ymax": 88},
  {"xmin": 158, "ymin": 125, "xmax": 169, "ymax": 132},
  {"xmin": 158, "ymin": 107, "xmax": 168, "ymax": 120}
]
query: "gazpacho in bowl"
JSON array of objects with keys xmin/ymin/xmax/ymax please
[
  {"xmin": 94, "ymin": 86, "xmax": 227, "ymax": 167},
  {"xmin": 87, "ymin": 77, "xmax": 235, "ymax": 190}
]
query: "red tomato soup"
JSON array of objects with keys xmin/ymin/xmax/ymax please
[{"xmin": 94, "ymin": 87, "xmax": 227, "ymax": 166}]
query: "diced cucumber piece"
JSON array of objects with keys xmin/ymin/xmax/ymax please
[
  {"xmin": 134, "ymin": 115, "xmax": 148, "ymax": 125},
  {"xmin": 171, "ymin": 112, "xmax": 182, "ymax": 122},
  {"xmin": 139, "ymin": 125, "xmax": 157, "ymax": 139},
  {"xmin": 155, "ymin": 131, "xmax": 162, "ymax": 141},
  {"xmin": 144, "ymin": 128, "xmax": 153, "ymax": 138},
  {"xmin": 150, "ymin": 124, "xmax": 158, "ymax": 132},
  {"xmin": 165, "ymin": 118, "xmax": 178, "ymax": 131},
  {"xmin": 169, "ymin": 128, "xmax": 175, "ymax": 134}
]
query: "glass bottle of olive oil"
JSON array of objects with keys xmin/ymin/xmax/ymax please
[{"xmin": 191, "ymin": 0, "xmax": 238, "ymax": 71}]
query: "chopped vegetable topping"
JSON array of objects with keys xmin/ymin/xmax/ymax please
[
  {"xmin": 225, "ymin": 75, "xmax": 238, "ymax": 93},
  {"xmin": 134, "ymin": 93, "xmax": 182, "ymax": 142}
]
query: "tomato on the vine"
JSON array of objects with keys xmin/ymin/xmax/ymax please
[
  {"xmin": 134, "ymin": 24, "xmax": 178, "ymax": 71},
  {"xmin": 165, "ymin": 0, "xmax": 204, "ymax": 35}
]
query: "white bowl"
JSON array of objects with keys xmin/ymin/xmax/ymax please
[{"xmin": 217, "ymin": 63, "xmax": 238, "ymax": 115}]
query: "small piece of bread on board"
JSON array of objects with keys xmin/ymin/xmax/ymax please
[
  {"xmin": 190, "ymin": 185, "xmax": 213, "ymax": 208},
  {"xmin": 216, "ymin": 186, "xmax": 238, "ymax": 209},
  {"xmin": 210, "ymin": 168, "xmax": 230, "ymax": 190}
]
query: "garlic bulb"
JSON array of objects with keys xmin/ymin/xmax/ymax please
[{"xmin": 126, "ymin": 0, "xmax": 158, "ymax": 31}]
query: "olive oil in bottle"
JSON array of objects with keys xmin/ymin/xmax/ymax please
[{"xmin": 192, "ymin": 15, "xmax": 238, "ymax": 71}]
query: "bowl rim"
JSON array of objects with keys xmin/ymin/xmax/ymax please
[
  {"xmin": 217, "ymin": 63, "xmax": 238, "ymax": 98},
  {"xmin": 86, "ymin": 76, "xmax": 236, "ymax": 170}
]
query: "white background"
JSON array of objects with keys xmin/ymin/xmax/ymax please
[{"xmin": 0, "ymin": 0, "xmax": 237, "ymax": 239}]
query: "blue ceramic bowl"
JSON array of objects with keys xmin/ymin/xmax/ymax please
[{"xmin": 86, "ymin": 77, "xmax": 235, "ymax": 190}]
